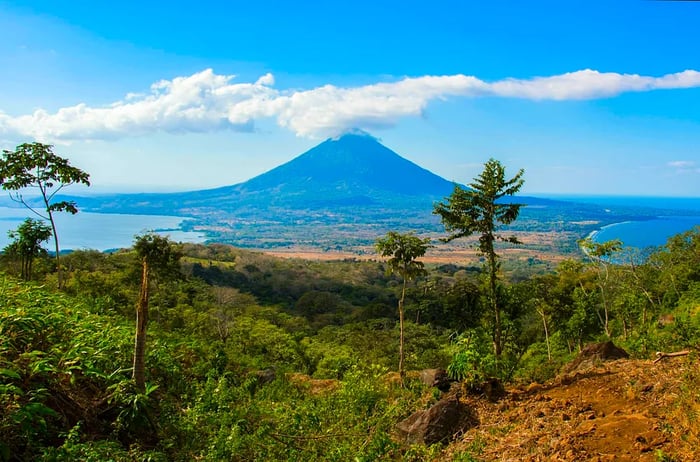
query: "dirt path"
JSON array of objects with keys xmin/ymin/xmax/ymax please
[{"xmin": 446, "ymin": 357, "xmax": 698, "ymax": 461}]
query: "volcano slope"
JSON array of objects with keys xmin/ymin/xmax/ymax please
[{"xmin": 443, "ymin": 355, "xmax": 699, "ymax": 461}]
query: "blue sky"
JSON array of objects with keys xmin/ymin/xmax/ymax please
[{"xmin": 0, "ymin": 0, "xmax": 699, "ymax": 196}]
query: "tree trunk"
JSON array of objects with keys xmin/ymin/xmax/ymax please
[
  {"xmin": 599, "ymin": 262, "xmax": 611, "ymax": 338},
  {"xmin": 488, "ymin": 246, "xmax": 502, "ymax": 358},
  {"xmin": 653, "ymin": 350, "xmax": 691, "ymax": 363},
  {"xmin": 538, "ymin": 307, "xmax": 551, "ymax": 361},
  {"xmin": 22, "ymin": 255, "xmax": 30, "ymax": 280},
  {"xmin": 133, "ymin": 259, "xmax": 150, "ymax": 392},
  {"xmin": 51, "ymin": 220, "xmax": 62, "ymax": 289},
  {"xmin": 398, "ymin": 278, "xmax": 406, "ymax": 385},
  {"xmin": 42, "ymin": 193, "xmax": 63, "ymax": 289}
]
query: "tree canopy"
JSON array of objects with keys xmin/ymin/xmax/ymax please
[
  {"xmin": 434, "ymin": 158, "xmax": 524, "ymax": 358},
  {"xmin": 376, "ymin": 231, "xmax": 431, "ymax": 381},
  {"xmin": 433, "ymin": 158, "xmax": 524, "ymax": 248},
  {"xmin": 0, "ymin": 142, "xmax": 90, "ymax": 287},
  {"xmin": 4, "ymin": 218, "xmax": 52, "ymax": 280}
]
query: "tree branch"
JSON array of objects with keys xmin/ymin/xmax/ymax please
[{"xmin": 653, "ymin": 350, "xmax": 691, "ymax": 364}]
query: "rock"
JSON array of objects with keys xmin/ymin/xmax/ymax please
[
  {"xmin": 559, "ymin": 373, "xmax": 575, "ymax": 385},
  {"xmin": 526, "ymin": 382, "xmax": 543, "ymax": 393},
  {"xmin": 564, "ymin": 341, "xmax": 629, "ymax": 372},
  {"xmin": 419, "ymin": 368, "xmax": 452, "ymax": 391},
  {"xmin": 396, "ymin": 394, "xmax": 478, "ymax": 445},
  {"xmin": 254, "ymin": 368, "xmax": 276, "ymax": 384},
  {"xmin": 480, "ymin": 377, "xmax": 506, "ymax": 402},
  {"xmin": 640, "ymin": 383, "xmax": 654, "ymax": 393},
  {"xmin": 635, "ymin": 430, "xmax": 667, "ymax": 452}
]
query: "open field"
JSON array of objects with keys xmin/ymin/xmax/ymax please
[{"xmin": 261, "ymin": 230, "xmax": 579, "ymax": 265}]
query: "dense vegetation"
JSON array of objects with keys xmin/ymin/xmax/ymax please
[{"xmin": 1, "ymin": 222, "xmax": 699, "ymax": 460}]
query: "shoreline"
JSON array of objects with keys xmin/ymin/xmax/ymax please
[
  {"xmin": 586, "ymin": 215, "xmax": 700, "ymax": 251},
  {"xmin": 0, "ymin": 207, "xmax": 206, "ymax": 251}
]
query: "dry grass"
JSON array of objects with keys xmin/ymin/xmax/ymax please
[{"xmin": 262, "ymin": 230, "xmax": 575, "ymax": 265}]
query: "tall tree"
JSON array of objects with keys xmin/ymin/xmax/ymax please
[
  {"xmin": 132, "ymin": 233, "xmax": 181, "ymax": 391},
  {"xmin": 433, "ymin": 158, "xmax": 524, "ymax": 358},
  {"xmin": 579, "ymin": 238, "xmax": 622, "ymax": 338},
  {"xmin": 375, "ymin": 231, "xmax": 430, "ymax": 382},
  {"xmin": 0, "ymin": 143, "xmax": 90, "ymax": 288},
  {"xmin": 4, "ymin": 218, "xmax": 52, "ymax": 280}
]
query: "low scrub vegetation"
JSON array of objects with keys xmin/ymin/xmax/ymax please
[{"xmin": 1, "ymin": 224, "xmax": 699, "ymax": 460}]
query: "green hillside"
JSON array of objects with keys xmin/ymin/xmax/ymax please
[{"xmin": 1, "ymin": 226, "xmax": 699, "ymax": 460}]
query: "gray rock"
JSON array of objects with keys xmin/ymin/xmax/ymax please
[
  {"xmin": 419, "ymin": 368, "xmax": 451, "ymax": 391},
  {"xmin": 396, "ymin": 394, "xmax": 478, "ymax": 445},
  {"xmin": 254, "ymin": 368, "xmax": 276, "ymax": 384},
  {"xmin": 565, "ymin": 341, "xmax": 629, "ymax": 373}
]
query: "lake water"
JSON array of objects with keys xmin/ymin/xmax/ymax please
[
  {"xmin": 543, "ymin": 195, "xmax": 700, "ymax": 212},
  {"xmin": 565, "ymin": 196, "xmax": 700, "ymax": 250},
  {"xmin": 589, "ymin": 216, "xmax": 700, "ymax": 249},
  {"xmin": 2, "ymin": 195, "xmax": 699, "ymax": 253},
  {"xmin": 0, "ymin": 207, "xmax": 206, "ymax": 251}
]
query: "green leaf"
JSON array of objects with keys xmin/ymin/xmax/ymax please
[{"xmin": 0, "ymin": 368, "xmax": 21, "ymax": 380}]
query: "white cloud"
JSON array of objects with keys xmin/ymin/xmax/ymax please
[
  {"xmin": 1, "ymin": 68, "xmax": 699, "ymax": 141},
  {"xmin": 489, "ymin": 69, "xmax": 700, "ymax": 100},
  {"xmin": 668, "ymin": 160, "xmax": 700, "ymax": 174},
  {"xmin": 668, "ymin": 160, "xmax": 695, "ymax": 168}
]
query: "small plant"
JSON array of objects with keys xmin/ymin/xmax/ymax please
[
  {"xmin": 655, "ymin": 449, "xmax": 678, "ymax": 462},
  {"xmin": 447, "ymin": 328, "xmax": 497, "ymax": 388},
  {"xmin": 107, "ymin": 380, "xmax": 159, "ymax": 439}
]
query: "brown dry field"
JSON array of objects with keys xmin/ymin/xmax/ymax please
[{"xmin": 262, "ymin": 231, "xmax": 574, "ymax": 265}]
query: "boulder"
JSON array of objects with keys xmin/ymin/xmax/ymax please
[
  {"xmin": 419, "ymin": 368, "xmax": 452, "ymax": 391},
  {"xmin": 480, "ymin": 377, "xmax": 506, "ymax": 402},
  {"xmin": 565, "ymin": 341, "xmax": 629, "ymax": 372},
  {"xmin": 254, "ymin": 368, "xmax": 276, "ymax": 385},
  {"xmin": 396, "ymin": 394, "xmax": 478, "ymax": 445}
]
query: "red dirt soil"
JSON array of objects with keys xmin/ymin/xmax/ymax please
[{"xmin": 444, "ymin": 357, "xmax": 699, "ymax": 461}]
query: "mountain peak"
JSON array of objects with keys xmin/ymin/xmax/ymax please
[
  {"xmin": 331, "ymin": 128, "xmax": 378, "ymax": 141},
  {"xmin": 237, "ymin": 132, "xmax": 455, "ymax": 200}
]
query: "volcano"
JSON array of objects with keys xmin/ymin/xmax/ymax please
[{"xmin": 75, "ymin": 132, "xmax": 460, "ymax": 215}]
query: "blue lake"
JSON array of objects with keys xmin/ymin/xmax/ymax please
[
  {"xmin": 568, "ymin": 196, "xmax": 700, "ymax": 250},
  {"xmin": 2, "ymin": 195, "xmax": 699, "ymax": 253},
  {"xmin": 0, "ymin": 207, "xmax": 206, "ymax": 251},
  {"xmin": 589, "ymin": 216, "xmax": 700, "ymax": 249},
  {"xmin": 543, "ymin": 195, "xmax": 700, "ymax": 212}
]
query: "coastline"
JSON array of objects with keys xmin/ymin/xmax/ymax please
[
  {"xmin": 585, "ymin": 220, "xmax": 634, "ymax": 242},
  {"xmin": 0, "ymin": 207, "xmax": 206, "ymax": 251},
  {"xmin": 586, "ymin": 215, "xmax": 700, "ymax": 251}
]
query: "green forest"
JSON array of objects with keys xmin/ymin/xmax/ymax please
[{"xmin": 1, "ymin": 146, "xmax": 699, "ymax": 460}]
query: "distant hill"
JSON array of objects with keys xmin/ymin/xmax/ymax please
[
  {"xmin": 48, "ymin": 131, "xmax": 638, "ymax": 250},
  {"xmin": 79, "ymin": 132, "xmax": 455, "ymax": 212},
  {"xmin": 234, "ymin": 131, "xmax": 455, "ymax": 199},
  {"xmin": 71, "ymin": 131, "xmax": 559, "ymax": 217}
]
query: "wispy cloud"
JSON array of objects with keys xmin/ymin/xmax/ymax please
[
  {"xmin": 1, "ymin": 68, "xmax": 700, "ymax": 141},
  {"xmin": 668, "ymin": 160, "xmax": 700, "ymax": 174},
  {"xmin": 668, "ymin": 160, "xmax": 695, "ymax": 169}
]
